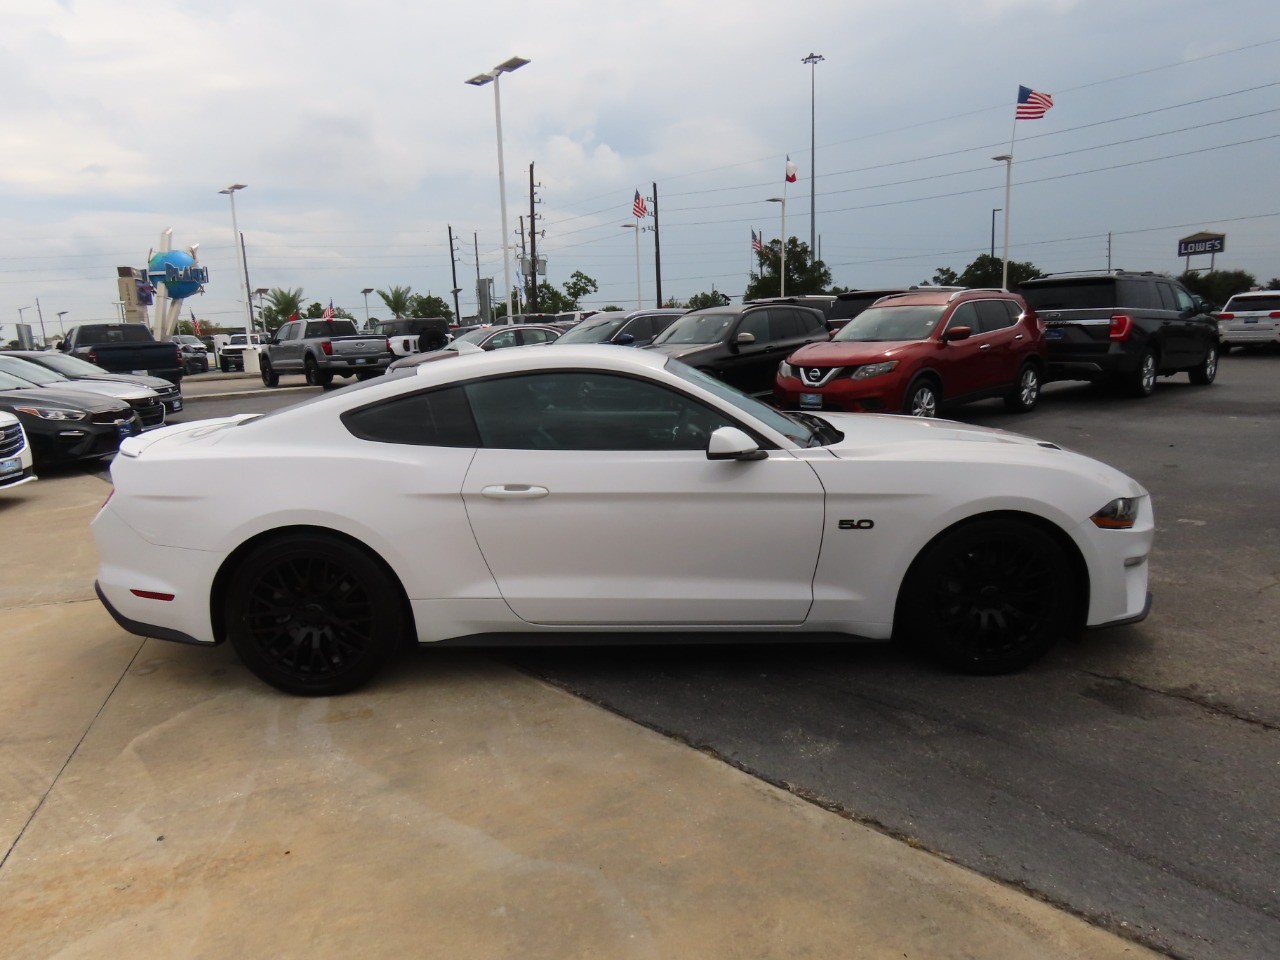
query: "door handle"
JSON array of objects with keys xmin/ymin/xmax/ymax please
[
  {"xmin": 481, "ymin": 484, "xmax": 549, "ymax": 500},
  {"xmin": 979, "ymin": 343, "xmax": 992, "ymax": 350},
  {"xmin": 1014, "ymin": 334, "xmax": 1024, "ymax": 340}
]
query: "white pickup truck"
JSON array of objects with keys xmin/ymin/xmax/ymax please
[{"xmin": 374, "ymin": 318, "xmax": 451, "ymax": 357}]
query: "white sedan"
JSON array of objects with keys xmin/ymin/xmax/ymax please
[{"xmin": 92, "ymin": 346, "xmax": 1153, "ymax": 695}]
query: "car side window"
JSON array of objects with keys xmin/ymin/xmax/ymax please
[
  {"xmin": 1172, "ymin": 286, "xmax": 1195, "ymax": 314},
  {"xmin": 341, "ymin": 386, "xmax": 479, "ymax": 447},
  {"xmin": 623, "ymin": 316, "xmax": 653, "ymax": 340},
  {"xmin": 796, "ymin": 309, "xmax": 825, "ymax": 334},
  {"xmin": 770, "ymin": 310, "xmax": 803, "ymax": 340},
  {"xmin": 737, "ymin": 310, "xmax": 772, "ymax": 342},
  {"xmin": 946, "ymin": 302, "xmax": 979, "ymax": 332},
  {"xmin": 487, "ymin": 330, "xmax": 518, "ymax": 349},
  {"xmin": 975, "ymin": 301, "xmax": 1015, "ymax": 333},
  {"xmin": 1154, "ymin": 282, "xmax": 1179, "ymax": 311},
  {"xmin": 519, "ymin": 329, "xmax": 551, "ymax": 345},
  {"xmin": 465, "ymin": 372, "xmax": 735, "ymax": 451}
]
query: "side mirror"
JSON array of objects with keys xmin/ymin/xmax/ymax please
[
  {"xmin": 942, "ymin": 326, "xmax": 972, "ymax": 342},
  {"xmin": 57, "ymin": 340, "xmax": 69, "ymax": 352},
  {"xmin": 614, "ymin": 333, "xmax": 636, "ymax": 345},
  {"xmin": 707, "ymin": 426, "xmax": 768, "ymax": 461},
  {"xmin": 735, "ymin": 331, "xmax": 756, "ymax": 345}
]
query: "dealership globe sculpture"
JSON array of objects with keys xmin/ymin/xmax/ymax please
[{"xmin": 147, "ymin": 249, "xmax": 204, "ymax": 301}]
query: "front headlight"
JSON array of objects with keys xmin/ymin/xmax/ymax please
[
  {"xmin": 778, "ymin": 360, "xmax": 794, "ymax": 378},
  {"xmin": 1091, "ymin": 497, "xmax": 1140, "ymax": 529},
  {"xmin": 850, "ymin": 360, "xmax": 898, "ymax": 380},
  {"xmin": 14, "ymin": 406, "xmax": 87, "ymax": 421}
]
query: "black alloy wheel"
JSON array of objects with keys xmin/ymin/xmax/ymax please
[
  {"xmin": 225, "ymin": 533, "xmax": 404, "ymax": 695},
  {"xmin": 304, "ymin": 357, "xmax": 333, "ymax": 387},
  {"xmin": 898, "ymin": 517, "xmax": 1075, "ymax": 674},
  {"xmin": 1188, "ymin": 345, "xmax": 1218, "ymax": 385}
]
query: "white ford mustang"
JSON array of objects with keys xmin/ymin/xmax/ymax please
[{"xmin": 92, "ymin": 346, "xmax": 1153, "ymax": 695}]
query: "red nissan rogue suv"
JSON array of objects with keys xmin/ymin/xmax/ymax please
[{"xmin": 774, "ymin": 288, "xmax": 1045, "ymax": 417}]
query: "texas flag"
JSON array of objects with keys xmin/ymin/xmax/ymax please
[{"xmin": 785, "ymin": 157, "xmax": 798, "ymax": 183}]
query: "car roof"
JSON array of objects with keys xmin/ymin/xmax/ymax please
[{"xmin": 1224, "ymin": 290, "xmax": 1279, "ymax": 300}]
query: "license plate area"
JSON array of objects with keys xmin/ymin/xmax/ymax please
[
  {"xmin": 0, "ymin": 455, "xmax": 20, "ymax": 477},
  {"xmin": 799, "ymin": 393, "xmax": 823, "ymax": 408}
]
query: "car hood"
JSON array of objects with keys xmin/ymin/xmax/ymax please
[
  {"xmin": 73, "ymin": 372, "xmax": 175, "ymax": 391},
  {"xmin": 38, "ymin": 379, "xmax": 156, "ymax": 401},
  {"xmin": 789, "ymin": 340, "xmax": 923, "ymax": 364},
  {"xmin": 644, "ymin": 342, "xmax": 718, "ymax": 362},
  {"xmin": 0, "ymin": 387, "xmax": 131, "ymax": 414}
]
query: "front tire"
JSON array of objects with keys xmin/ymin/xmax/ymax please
[
  {"xmin": 1188, "ymin": 345, "xmax": 1217, "ymax": 385},
  {"xmin": 902, "ymin": 378, "xmax": 940, "ymax": 417},
  {"xmin": 260, "ymin": 358, "xmax": 279, "ymax": 387},
  {"xmin": 1003, "ymin": 363, "xmax": 1041, "ymax": 413},
  {"xmin": 897, "ymin": 517, "xmax": 1076, "ymax": 674},
  {"xmin": 224, "ymin": 533, "xmax": 405, "ymax": 696}
]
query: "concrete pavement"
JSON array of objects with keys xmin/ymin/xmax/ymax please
[{"xmin": 1, "ymin": 472, "xmax": 1163, "ymax": 959}]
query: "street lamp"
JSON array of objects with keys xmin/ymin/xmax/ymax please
[
  {"xmin": 466, "ymin": 56, "xmax": 531, "ymax": 323},
  {"xmin": 991, "ymin": 208, "xmax": 1002, "ymax": 262},
  {"xmin": 621, "ymin": 224, "xmax": 642, "ymax": 309},
  {"xmin": 992, "ymin": 155, "xmax": 1012, "ymax": 290},
  {"xmin": 113, "ymin": 300, "xmax": 127, "ymax": 322},
  {"xmin": 218, "ymin": 183, "xmax": 254, "ymax": 337},
  {"xmin": 766, "ymin": 197, "xmax": 788, "ymax": 298},
  {"xmin": 802, "ymin": 52, "xmax": 824, "ymax": 253},
  {"xmin": 361, "ymin": 287, "xmax": 374, "ymax": 329}
]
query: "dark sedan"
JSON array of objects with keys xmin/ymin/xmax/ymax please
[
  {"xmin": 1, "ymin": 350, "xmax": 183, "ymax": 417},
  {"xmin": 552, "ymin": 308, "xmax": 686, "ymax": 348},
  {"xmin": 0, "ymin": 370, "xmax": 140, "ymax": 465}
]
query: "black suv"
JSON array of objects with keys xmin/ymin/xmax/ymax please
[
  {"xmin": 644, "ymin": 302, "xmax": 830, "ymax": 396},
  {"xmin": 1017, "ymin": 271, "xmax": 1219, "ymax": 396}
]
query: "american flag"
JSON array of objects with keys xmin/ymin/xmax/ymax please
[
  {"xmin": 322, "ymin": 300, "xmax": 334, "ymax": 320},
  {"xmin": 751, "ymin": 229, "xmax": 763, "ymax": 253},
  {"xmin": 190, "ymin": 310, "xmax": 201, "ymax": 335},
  {"xmin": 632, "ymin": 190, "xmax": 648, "ymax": 218},
  {"xmin": 1016, "ymin": 85, "xmax": 1054, "ymax": 120}
]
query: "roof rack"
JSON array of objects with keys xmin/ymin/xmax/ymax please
[
  {"xmin": 1030, "ymin": 269, "xmax": 1158, "ymax": 279},
  {"xmin": 949, "ymin": 287, "xmax": 1006, "ymax": 301}
]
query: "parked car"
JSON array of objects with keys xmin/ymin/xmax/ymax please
[
  {"xmin": 1016, "ymin": 270, "xmax": 1219, "ymax": 396},
  {"xmin": 388, "ymin": 324, "xmax": 562, "ymax": 370},
  {"xmin": 0, "ymin": 355, "xmax": 165, "ymax": 429},
  {"xmin": 1, "ymin": 351, "xmax": 184, "ymax": 417},
  {"xmin": 0, "ymin": 369, "xmax": 139, "ymax": 465},
  {"xmin": 93, "ymin": 346, "xmax": 1153, "ymax": 696},
  {"xmin": 0, "ymin": 411, "xmax": 36, "ymax": 491},
  {"xmin": 260, "ymin": 319, "xmax": 392, "ymax": 386},
  {"xmin": 1216, "ymin": 290, "xmax": 1280, "ymax": 352},
  {"xmin": 552, "ymin": 308, "xmax": 686, "ymax": 347},
  {"xmin": 829, "ymin": 288, "xmax": 912, "ymax": 329},
  {"xmin": 645, "ymin": 302, "xmax": 831, "ymax": 396},
  {"xmin": 57, "ymin": 323, "xmax": 184, "ymax": 384},
  {"xmin": 171, "ymin": 335, "xmax": 210, "ymax": 373},
  {"xmin": 774, "ymin": 288, "xmax": 1045, "ymax": 417},
  {"xmin": 374, "ymin": 318, "xmax": 452, "ymax": 357},
  {"xmin": 217, "ymin": 333, "xmax": 266, "ymax": 373}
]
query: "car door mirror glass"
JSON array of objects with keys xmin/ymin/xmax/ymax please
[{"xmin": 706, "ymin": 426, "xmax": 768, "ymax": 461}]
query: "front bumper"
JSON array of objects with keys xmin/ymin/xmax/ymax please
[{"xmin": 775, "ymin": 375, "xmax": 897, "ymax": 413}]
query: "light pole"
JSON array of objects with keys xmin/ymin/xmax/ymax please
[
  {"xmin": 219, "ymin": 183, "xmax": 253, "ymax": 337},
  {"xmin": 766, "ymin": 197, "xmax": 788, "ymax": 298},
  {"xmin": 361, "ymin": 287, "xmax": 374, "ymax": 329},
  {"xmin": 113, "ymin": 300, "xmax": 127, "ymax": 322},
  {"xmin": 992, "ymin": 155, "xmax": 1012, "ymax": 290},
  {"xmin": 990, "ymin": 208, "xmax": 1002, "ymax": 262},
  {"xmin": 466, "ymin": 56, "xmax": 530, "ymax": 323},
  {"xmin": 621, "ymin": 224, "xmax": 642, "ymax": 309},
  {"xmin": 802, "ymin": 52, "xmax": 824, "ymax": 253},
  {"xmin": 56, "ymin": 311, "xmax": 68, "ymax": 337}
]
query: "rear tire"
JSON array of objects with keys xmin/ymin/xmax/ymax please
[
  {"xmin": 1003, "ymin": 363, "xmax": 1041, "ymax": 413},
  {"xmin": 1188, "ymin": 345, "xmax": 1217, "ymax": 385},
  {"xmin": 898, "ymin": 517, "xmax": 1076, "ymax": 674},
  {"xmin": 1124, "ymin": 348, "xmax": 1158, "ymax": 398},
  {"xmin": 219, "ymin": 358, "xmax": 230, "ymax": 373},
  {"xmin": 224, "ymin": 533, "xmax": 404, "ymax": 696},
  {"xmin": 304, "ymin": 357, "xmax": 333, "ymax": 387},
  {"xmin": 260, "ymin": 359, "xmax": 279, "ymax": 387},
  {"xmin": 902, "ymin": 378, "xmax": 940, "ymax": 417}
]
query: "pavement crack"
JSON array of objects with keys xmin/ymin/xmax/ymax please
[
  {"xmin": 1082, "ymin": 670, "xmax": 1279, "ymax": 731},
  {"xmin": 0, "ymin": 636, "xmax": 148, "ymax": 875}
]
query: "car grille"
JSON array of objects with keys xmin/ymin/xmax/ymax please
[
  {"xmin": 129, "ymin": 397, "xmax": 165, "ymax": 427},
  {"xmin": 801, "ymin": 366, "xmax": 841, "ymax": 387},
  {"xmin": 89, "ymin": 410, "xmax": 131, "ymax": 425},
  {"xmin": 0, "ymin": 422, "xmax": 25, "ymax": 458}
]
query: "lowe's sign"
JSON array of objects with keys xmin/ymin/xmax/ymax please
[{"xmin": 1178, "ymin": 233, "xmax": 1226, "ymax": 257}]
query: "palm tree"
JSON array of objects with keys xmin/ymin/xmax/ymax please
[
  {"xmin": 265, "ymin": 287, "xmax": 305, "ymax": 320},
  {"xmin": 378, "ymin": 285, "xmax": 413, "ymax": 319}
]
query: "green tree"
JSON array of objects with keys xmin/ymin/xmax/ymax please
[
  {"xmin": 1177, "ymin": 269, "xmax": 1258, "ymax": 308},
  {"xmin": 562, "ymin": 271, "xmax": 599, "ymax": 308},
  {"xmin": 960, "ymin": 253, "xmax": 1040, "ymax": 289},
  {"xmin": 744, "ymin": 238, "xmax": 831, "ymax": 300},
  {"xmin": 261, "ymin": 287, "xmax": 305, "ymax": 333},
  {"xmin": 377, "ymin": 285, "xmax": 413, "ymax": 319},
  {"xmin": 406, "ymin": 293, "xmax": 453, "ymax": 322},
  {"xmin": 929, "ymin": 267, "xmax": 960, "ymax": 286},
  {"xmin": 686, "ymin": 289, "xmax": 731, "ymax": 309}
]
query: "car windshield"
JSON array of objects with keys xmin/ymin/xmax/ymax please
[
  {"xmin": 653, "ymin": 312, "xmax": 734, "ymax": 345},
  {"xmin": 833, "ymin": 305, "xmax": 946, "ymax": 342},
  {"xmin": 25, "ymin": 353, "xmax": 106, "ymax": 376},
  {"xmin": 665, "ymin": 360, "xmax": 841, "ymax": 448},
  {"xmin": 0, "ymin": 370, "xmax": 38, "ymax": 391},
  {"xmin": 555, "ymin": 316, "xmax": 627, "ymax": 343},
  {"xmin": 174, "ymin": 335, "xmax": 200, "ymax": 344},
  {"xmin": 0, "ymin": 357, "xmax": 65, "ymax": 385}
]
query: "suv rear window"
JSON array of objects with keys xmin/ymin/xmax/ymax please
[
  {"xmin": 1223, "ymin": 294, "xmax": 1280, "ymax": 312},
  {"xmin": 1018, "ymin": 280, "xmax": 1118, "ymax": 311}
]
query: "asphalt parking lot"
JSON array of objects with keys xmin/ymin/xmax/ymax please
[{"xmin": 5, "ymin": 352, "xmax": 1277, "ymax": 959}]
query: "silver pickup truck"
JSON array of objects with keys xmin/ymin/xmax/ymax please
[{"xmin": 259, "ymin": 319, "xmax": 392, "ymax": 387}]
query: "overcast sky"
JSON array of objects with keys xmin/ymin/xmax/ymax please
[{"xmin": 1, "ymin": 0, "xmax": 1277, "ymax": 338}]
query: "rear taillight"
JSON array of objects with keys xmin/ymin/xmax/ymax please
[
  {"xmin": 1109, "ymin": 315, "xmax": 1134, "ymax": 341},
  {"xmin": 1270, "ymin": 312, "xmax": 1280, "ymax": 320},
  {"xmin": 88, "ymin": 350, "xmax": 98, "ymax": 364},
  {"xmin": 321, "ymin": 340, "xmax": 333, "ymax": 356},
  {"xmin": 1217, "ymin": 313, "xmax": 1235, "ymax": 320},
  {"xmin": 176, "ymin": 346, "xmax": 183, "ymax": 364},
  {"xmin": 386, "ymin": 339, "xmax": 394, "ymax": 354}
]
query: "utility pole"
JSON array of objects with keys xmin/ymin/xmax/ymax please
[
  {"xmin": 529, "ymin": 162, "xmax": 540, "ymax": 312},
  {"xmin": 517, "ymin": 216, "xmax": 528, "ymax": 311},
  {"xmin": 475, "ymin": 232, "xmax": 485, "ymax": 322},
  {"xmin": 239, "ymin": 232, "xmax": 256, "ymax": 331},
  {"xmin": 1107, "ymin": 232, "xmax": 1113, "ymax": 271},
  {"xmin": 447, "ymin": 225, "xmax": 462, "ymax": 323},
  {"xmin": 34, "ymin": 298, "xmax": 48, "ymax": 345},
  {"xmin": 652, "ymin": 181, "xmax": 663, "ymax": 308}
]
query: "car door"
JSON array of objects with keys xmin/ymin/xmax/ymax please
[
  {"xmin": 718, "ymin": 308, "xmax": 780, "ymax": 395},
  {"xmin": 460, "ymin": 370, "xmax": 826, "ymax": 625},
  {"xmin": 1170, "ymin": 282, "xmax": 1215, "ymax": 364},
  {"xmin": 973, "ymin": 299, "xmax": 1023, "ymax": 390},
  {"xmin": 935, "ymin": 302, "xmax": 989, "ymax": 398}
]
